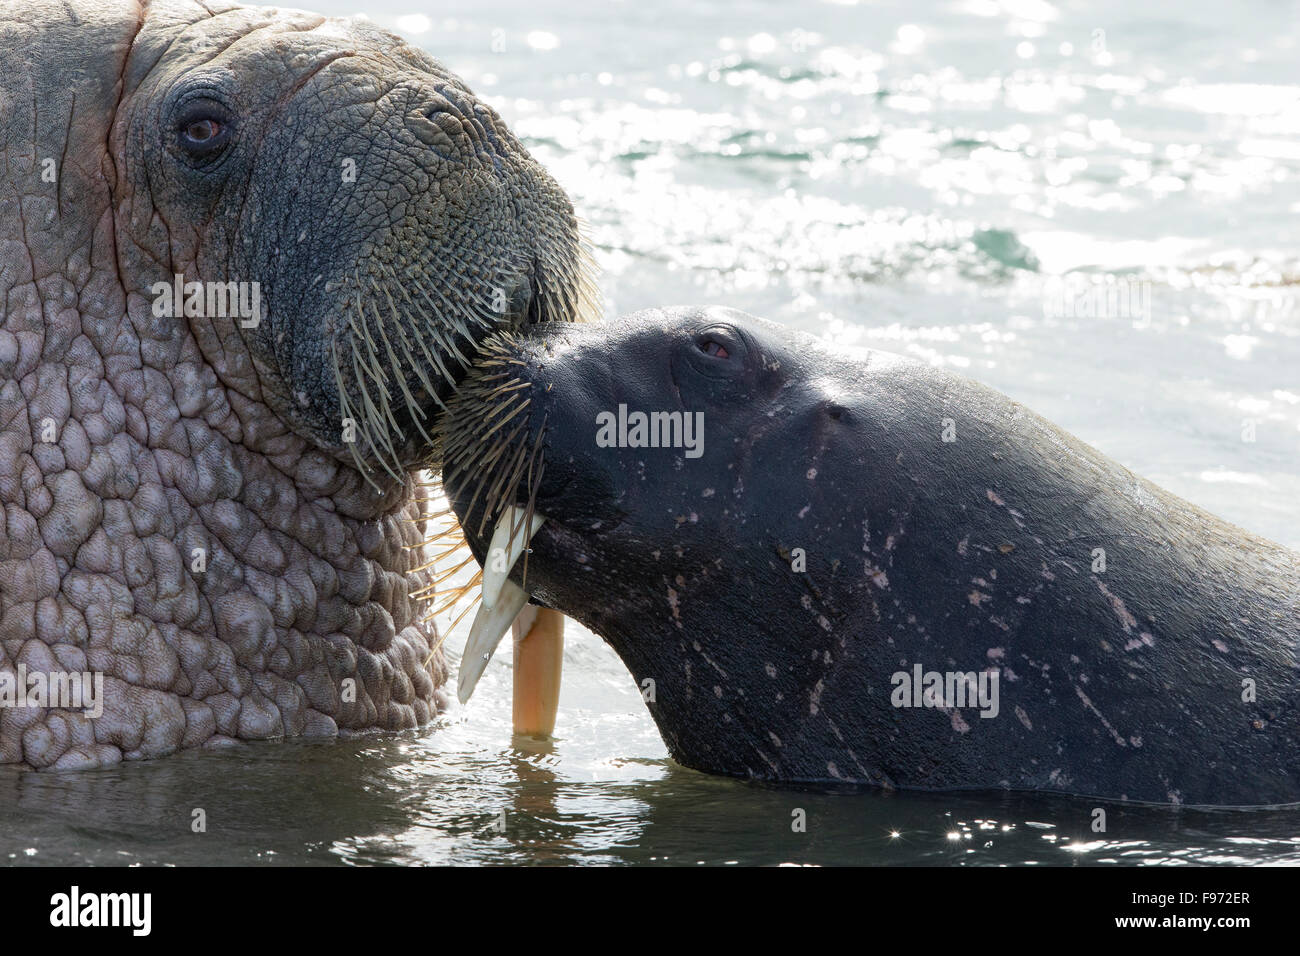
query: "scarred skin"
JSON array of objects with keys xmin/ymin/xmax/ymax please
[{"xmin": 0, "ymin": 0, "xmax": 594, "ymax": 768}]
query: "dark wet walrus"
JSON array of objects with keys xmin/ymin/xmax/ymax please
[{"xmin": 443, "ymin": 306, "xmax": 1300, "ymax": 807}]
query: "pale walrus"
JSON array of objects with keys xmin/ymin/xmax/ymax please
[
  {"xmin": 443, "ymin": 307, "xmax": 1300, "ymax": 807},
  {"xmin": 0, "ymin": 0, "xmax": 597, "ymax": 768}
]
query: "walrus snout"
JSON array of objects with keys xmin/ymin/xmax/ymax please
[
  {"xmin": 441, "ymin": 322, "xmax": 602, "ymax": 551},
  {"xmin": 440, "ymin": 308, "xmax": 795, "ymax": 701}
]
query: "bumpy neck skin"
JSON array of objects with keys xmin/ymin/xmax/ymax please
[
  {"xmin": 1, "ymin": 287, "xmax": 446, "ymax": 767},
  {"xmin": 1, "ymin": 128, "xmax": 446, "ymax": 763}
]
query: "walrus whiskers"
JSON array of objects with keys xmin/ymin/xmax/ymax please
[
  {"xmin": 329, "ymin": 255, "xmax": 560, "ymax": 493},
  {"xmin": 433, "ymin": 577, "xmax": 482, "ymax": 616},
  {"xmin": 370, "ymin": 303, "xmax": 435, "ymax": 448},
  {"xmin": 329, "ymin": 338, "xmax": 380, "ymax": 489},
  {"xmin": 386, "ymin": 303, "xmax": 446, "ymax": 411},
  {"xmin": 518, "ymin": 413, "xmax": 549, "ymax": 586},
  {"xmin": 435, "ymin": 335, "xmax": 564, "ymax": 707},
  {"xmin": 341, "ymin": 304, "xmax": 401, "ymax": 483},
  {"xmin": 403, "ymin": 525, "xmax": 467, "ymax": 549},
  {"xmin": 350, "ymin": 348, "xmax": 405, "ymax": 482},
  {"xmin": 321, "ymin": 81, "xmax": 599, "ymax": 734},
  {"xmin": 454, "ymin": 423, "xmax": 529, "ymax": 525},
  {"xmin": 479, "ymin": 445, "xmax": 529, "ymax": 537},
  {"xmin": 359, "ymin": 313, "xmax": 408, "ymax": 449},
  {"xmin": 452, "ymin": 410, "xmax": 528, "ymax": 485}
]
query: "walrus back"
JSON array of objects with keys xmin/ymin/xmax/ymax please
[{"xmin": 874, "ymin": 362, "xmax": 1300, "ymax": 802}]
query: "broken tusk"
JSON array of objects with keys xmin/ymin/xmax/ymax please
[{"xmin": 512, "ymin": 608, "xmax": 565, "ymax": 737}]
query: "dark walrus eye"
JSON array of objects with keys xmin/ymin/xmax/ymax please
[
  {"xmin": 693, "ymin": 325, "xmax": 743, "ymax": 364},
  {"xmin": 686, "ymin": 323, "xmax": 747, "ymax": 379},
  {"xmin": 174, "ymin": 99, "xmax": 236, "ymax": 160}
]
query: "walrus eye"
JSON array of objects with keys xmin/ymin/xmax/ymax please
[
  {"xmin": 174, "ymin": 100, "xmax": 235, "ymax": 159},
  {"xmin": 688, "ymin": 324, "xmax": 746, "ymax": 375},
  {"xmin": 184, "ymin": 119, "xmax": 221, "ymax": 144}
]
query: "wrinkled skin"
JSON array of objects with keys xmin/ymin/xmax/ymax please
[
  {"xmin": 0, "ymin": 0, "xmax": 594, "ymax": 769},
  {"xmin": 446, "ymin": 308, "xmax": 1300, "ymax": 806}
]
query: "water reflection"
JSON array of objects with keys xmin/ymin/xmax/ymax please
[{"xmin": 5, "ymin": 733, "xmax": 1298, "ymax": 866}]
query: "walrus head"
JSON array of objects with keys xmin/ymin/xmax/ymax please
[
  {"xmin": 442, "ymin": 307, "xmax": 884, "ymax": 778},
  {"xmin": 0, "ymin": 0, "xmax": 596, "ymax": 768},
  {"xmin": 116, "ymin": 1, "xmax": 597, "ymax": 484}
]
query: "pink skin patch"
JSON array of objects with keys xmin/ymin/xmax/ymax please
[
  {"xmin": 1094, "ymin": 578, "xmax": 1139, "ymax": 633},
  {"xmin": 1075, "ymin": 686, "xmax": 1128, "ymax": 747}
]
